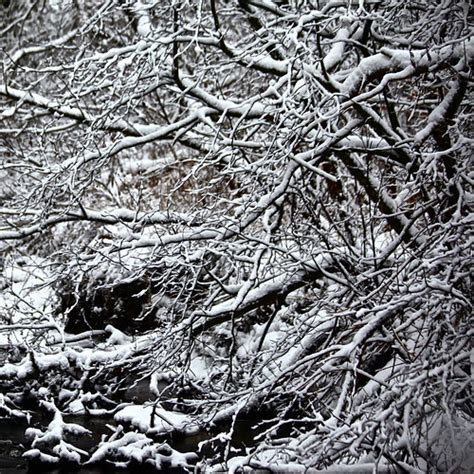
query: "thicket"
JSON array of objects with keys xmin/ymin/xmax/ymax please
[{"xmin": 0, "ymin": 0, "xmax": 472, "ymax": 471}]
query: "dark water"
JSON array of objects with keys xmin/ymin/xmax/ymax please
[
  {"xmin": 0, "ymin": 417, "xmax": 27, "ymax": 474},
  {"xmin": 0, "ymin": 402, "xmax": 259, "ymax": 473},
  {"xmin": 0, "ymin": 415, "xmax": 121, "ymax": 474},
  {"xmin": 0, "ymin": 355, "xmax": 260, "ymax": 473},
  {"xmin": 0, "ymin": 375, "xmax": 176, "ymax": 472}
]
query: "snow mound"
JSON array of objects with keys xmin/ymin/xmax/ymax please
[{"xmin": 114, "ymin": 404, "xmax": 197, "ymax": 435}]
